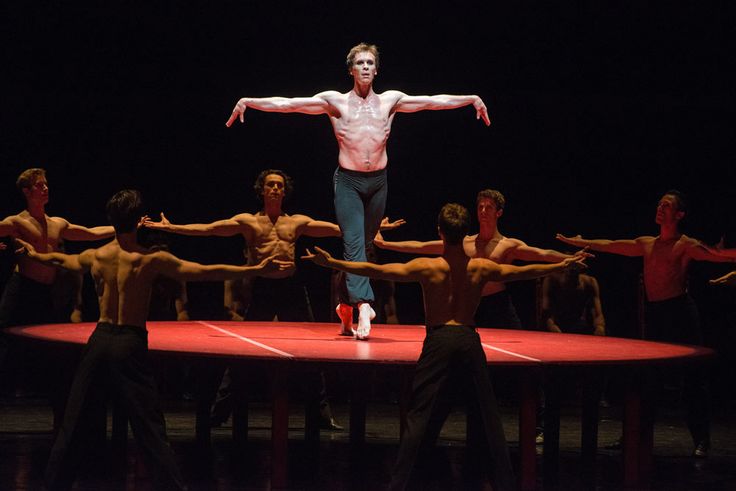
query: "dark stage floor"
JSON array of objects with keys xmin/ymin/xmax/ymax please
[{"xmin": 2, "ymin": 388, "xmax": 735, "ymax": 491}]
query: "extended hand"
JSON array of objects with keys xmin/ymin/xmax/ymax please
[
  {"xmin": 257, "ymin": 255, "xmax": 295, "ymax": 274},
  {"xmin": 13, "ymin": 238, "xmax": 35, "ymax": 257},
  {"xmin": 557, "ymin": 234, "xmax": 586, "ymax": 247},
  {"xmin": 225, "ymin": 98, "xmax": 247, "ymax": 127},
  {"xmin": 301, "ymin": 246, "xmax": 332, "ymax": 266},
  {"xmin": 379, "ymin": 217, "xmax": 406, "ymax": 231},
  {"xmin": 709, "ymin": 271, "xmax": 736, "ymax": 286},
  {"xmin": 562, "ymin": 254, "xmax": 587, "ymax": 271},
  {"xmin": 573, "ymin": 246, "xmax": 594, "ymax": 260},
  {"xmin": 142, "ymin": 212, "xmax": 172, "ymax": 230},
  {"xmin": 474, "ymin": 97, "xmax": 491, "ymax": 126}
]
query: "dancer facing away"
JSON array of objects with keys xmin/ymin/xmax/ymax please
[
  {"xmin": 225, "ymin": 42, "xmax": 488, "ymax": 338},
  {"xmin": 557, "ymin": 189, "xmax": 733, "ymax": 458},
  {"xmin": 376, "ymin": 189, "xmax": 587, "ymax": 328},
  {"xmin": 303, "ymin": 203, "xmax": 586, "ymax": 490},
  {"xmin": 16, "ymin": 189, "xmax": 289, "ymax": 490}
]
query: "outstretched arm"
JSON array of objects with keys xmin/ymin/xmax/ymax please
[
  {"xmin": 302, "ymin": 246, "xmax": 425, "ymax": 282},
  {"xmin": 59, "ymin": 218, "xmax": 115, "ymax": 241},
  {"xmin": 373, "ymin": 230, "xmax": 444, "ymax": 255},
  {"xmin": 154, "ymin": 251, "xmax": 292, "ymax": 282},
  {"xmin": 15, "ymin": 238, "xmax": 92, "ymax": 273},
  {"xmin": 143, "ymin": 212, "xmax": 248, "ymax": 237},
  {"xmin": 393, "ymin": 92, "xmax": 490, "ymax": 126},
  {"xmin": 511, "ymin": 239, "xmax": 592, "ymax": 263},
  {"xmin": 491, "ymin": 256, "xmax": 587, "ymax": 283},
  {"xmin": 226, "ymin": 91, "xmax": 339, "ymax": 126},
  {"xmin": 686, "ymin": 239, "xmax": 736, "ymax": 263},
  {"xmin": 710, "ymin": 271, "xmax": 736, "ymax": 286},
  {"xmin": 556, "ymin": 234, "xmax": 645, "ymax": 257}
]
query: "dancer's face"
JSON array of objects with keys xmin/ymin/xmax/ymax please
[
  {"xmin": 655, "ymin": 194, "xmax": 683, "ymax": 226},
  {"xmin": 477, "ymin": 198, "xmax": 502, "ymax": 226},
  {"xmin": 262, "ymin": 174, "xmax": 285, "ymax": 204},
  {"xmin": 350, "ymin": 51, "xmax": 377, "ymax": 84},
  {"xmin": 24, "ymin": 176, "xmax": 49, "ymax": 206}
]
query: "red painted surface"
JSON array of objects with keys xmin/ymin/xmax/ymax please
[{"xmin": 8, "ymin": 321, "xmax": 713, "ymax": 366}]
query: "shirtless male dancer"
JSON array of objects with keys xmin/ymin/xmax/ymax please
[
  {"xmin": 144, "ymin": 169, "xmax": 402, "ymax": 328},
  {"xmin": 557, "ymin": 189, "xmax": 732, "ymax": 458},
  {"xmin": 303, "ymin": 203, "xmax": 586, "ymax": 491},
  {"xmin": 0, "ymin": 168, "xmax": 114, "ymax": 333},
  {"xmin": 225, "ymin": 42, "xmax": 489, "ymax": 338},
  {"xmin": 17, "ymin": 189, "xmax": 288, "ymax": 490},
  {"xmin": 0, "ymin": 168, "xmax": 114, "ymax": 424},
  {"xmin": 376, "ymin": 189, "xmax": 584, "ymax": 328}
]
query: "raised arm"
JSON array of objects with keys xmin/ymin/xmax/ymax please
[
  {"xmin": 153, "ymin": 251, "xmax": 292, "ymax": 282},
  {"xmin": 556, "ymin": 234, "xmax": 645, "ymax": 257},
  {"xmin": 143, "ymin": 212, "xmax": 249, "ymax": 237},
  {"xmin": 302, "ymin": 246, "xmax": 425, "ymax": 282},
  {"xmin": 392, "ymin": 92, "xmax": 490, "ymax": 126},
  {"xmin": 59, "ymin": 218, "xmax": 115, "ymax": 241},
  {"xmin": 225, "ymin": 91, "xmax": 340, "ymax": 126},
  {"xmin": 15, "ymin": 238, "xmax": 92, "ymax": 273}
]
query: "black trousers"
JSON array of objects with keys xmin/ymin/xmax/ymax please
[
  {"xmin": 389, "ymin": 324, "xmax": 515, "ymax": 491},
  {"xmin": 644, "ymin": 294, "xmax": 710, "ymax": 446},
  {"xmin": 45, "ymin": 322, "xmax": 185, "ymax": 490},
  {"xmin": 246, "ymin": 274, "xmax": 314, "ymax": 322}
]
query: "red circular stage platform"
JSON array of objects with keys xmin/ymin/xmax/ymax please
[{"xmin": 8, "ymin": 321, "xmax": 715, "ymax": 490}]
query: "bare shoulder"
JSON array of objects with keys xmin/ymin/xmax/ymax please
[
  {"xmin": 470, "ymin": 257, "xmax": 500, "ymax": 271},
  {"xmin": 679, "ymin": 234, "xmax": 702, "ymax": 246},
  {"xmin": 379, "ymin": 90, "xmax": 406, "ymax": 103},
  {"xmin": 315, "ymin": 90, "xmax": 344, "ymax": 102},
  {"xmin": 636, "ymin": 235, "xmax": 656, "ymax": 244},
  {"xmin": 47, "ymin": 215, "xmax": 70, "ymax": 228},
  {"xmin": 500, "ymin": 236, "xmax": 525, "ymax": 247},
  {"xmin": 232, "ymin": 213, "xmax": 257, "ymax": 224}
]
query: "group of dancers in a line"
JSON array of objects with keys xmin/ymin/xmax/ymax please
[{"xmin": 2, "ymin": 42, "xmax": 734, "ymax": 490}]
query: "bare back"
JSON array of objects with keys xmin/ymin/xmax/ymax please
[
  {"xmin": 418, "ymin": 255, "xmax": 500, "ymax": 327},
  {"xmin": 88, "ymin": 240, "xmax": 162, "ymax": 328},
  {"xmin": 322, "ymin": 90, "xmax": 403, "ymax": 171}
]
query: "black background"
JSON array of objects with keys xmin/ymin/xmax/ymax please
[{"xmin": 2, "ymin": 2, "xmax": 735, "ymax": 394}]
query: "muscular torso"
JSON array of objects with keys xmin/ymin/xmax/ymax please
[
  {"xmin": 641, "ymin": 235, "xmax": 692, "ymax": 302},
  {"xmin": 418, "ymin": 256, "xmax": 494, "ymax": 327},
  {"xmin": 239, "ymin": 212, "xmax": 309, "ymax": 279},
  {"xmin": 90, "ymin": 241, "xmax": 159, "ymax": 329},
  {"xmin": 4, "ymin": 211, "xmax": 67, "ymax": 284},
  {"xmin": 463, "ymin": 234, "xmax": 520, "ymax": 296},
  {"xmin": 324, "ymin": 90, "xmax": 401, "ymax": 172}
]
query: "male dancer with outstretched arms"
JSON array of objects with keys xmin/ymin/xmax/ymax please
[
  {"xmin": 303, "ymin": 203, "xmax": 585, "ymax": 490},
  {"xmin": 225, "ymin": 43, "xmax": 488, "ymax": 338},
  {"xmin": 17, "ymin": 189, "xmax": 289, "ymax": 490},
  {"xmin": 376, "ymin": 189, "xmax": 585, "ymax": 328},
  {"xmin": 557, "ymin": 190, "xmax": 732, "ymax": 457}
]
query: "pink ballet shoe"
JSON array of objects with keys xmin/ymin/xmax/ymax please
[
  {"xmin": 335, "ymin": 303, "xmax": 354, "ymax": 336},
  {"xmin": 355, "ymin": 302, "xmax": 376, "ymax": 340}
]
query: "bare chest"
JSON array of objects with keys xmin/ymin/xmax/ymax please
[{"xmin": 17, "ymin": 216, "xmax": 62, "ymax": 252}]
